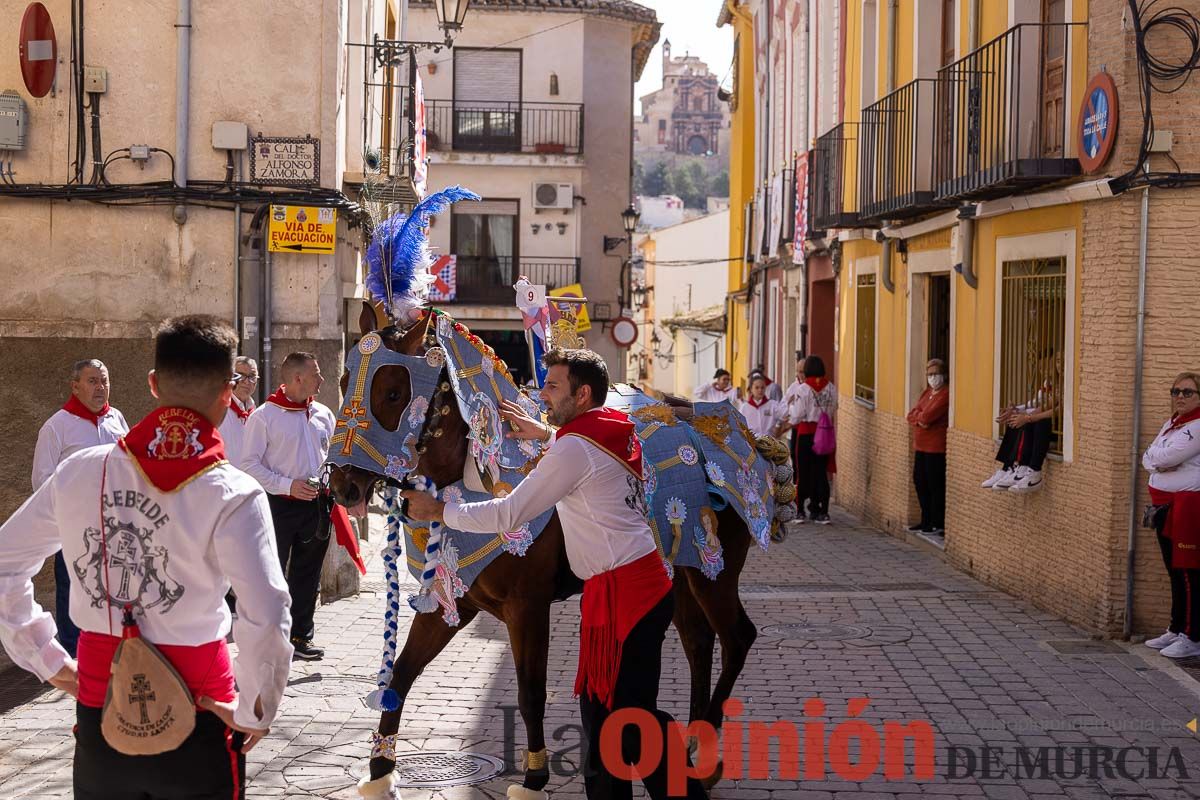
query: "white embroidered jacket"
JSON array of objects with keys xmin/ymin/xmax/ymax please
[
  {"xmin": 31, "ymin": 406, "xmax": 129, "ymax": 489},
  {"xmin": 0, "ymin": 445, "xmax": 294, "ymax": 729}
]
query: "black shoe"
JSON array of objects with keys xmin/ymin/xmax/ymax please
[
  {"xmin": 291, "ymin": 639, "xmax": 324, "ymax": 660},
  {"xmin": 813, "ymin": 513, "xmax": 832, "ymax": 525}
]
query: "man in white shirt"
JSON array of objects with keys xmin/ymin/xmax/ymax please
[
  {"xmin": 693, "ymin": 368, "xmax": 738, "ymax": 404},
  {"xmin": 31, "ymin": 359, "xmax": 129, "ymax": 657},
  {"xmin": 402, "ymin": 349, "xmax": 706, "ymax": 800},
  {"xmin": 0, "ymin": 315, "xmax": 292, "ymax": 798},
  {"xmin": 217, "ymin": 355, "xmax": 258, "ymax": 467},
  {"xmin": 240, "ymin": 352, "xmax": 336, "ymax": 660}
]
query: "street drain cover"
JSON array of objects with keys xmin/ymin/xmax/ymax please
[
  {"xmin": 1047, "ymin": 640, "xmax": 1126, "ymax": 655},
  {"xmin": 762, "ymin": 622, "xmax": 871, "ymax": 641},
  {"xmin": 393, "ymin": 751, "xmax": 506, "ymax": 788}
]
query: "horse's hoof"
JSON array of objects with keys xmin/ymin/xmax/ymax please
[
  {"xmin": 358, "ymin": 772, "xmax": 403, "ymax": 800},
  {"xmin": 507, "ymin": 785, "xmax": 548, "ymax": 800},
  {"xmin": 701, "ymin": 760, "xmax": 724, "ymax": 790}
]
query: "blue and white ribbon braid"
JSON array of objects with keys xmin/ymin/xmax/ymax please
[
  {"xmin": 364, "ymin": 485, "xmax": 407, "ymax": 712},
  {"xmin": 405, "ymin": 475, "xmax": 443, "ymax": 615}
]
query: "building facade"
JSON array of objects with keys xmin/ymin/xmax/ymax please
[
  {"xmin": 805, "ymin": 0, "xmax": 1200, "ymax": 636},
  {"xmin": 406, "ymin": 0, "xmax": 659, "ymax": 384},
  {"xmin": 636, "ymin": 40, "xmax": 731, "ymax": 158}
]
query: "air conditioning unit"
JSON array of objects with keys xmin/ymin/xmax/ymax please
[{"xmin": 532, "ymin": 182, "xmax": 574, "ymax": 210}]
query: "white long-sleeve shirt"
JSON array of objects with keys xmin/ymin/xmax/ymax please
[
  {"xmin": 0, "ymin": 444, "xmax": 293, "ymax": 729},
  {"xmin": 694, "ymin": 382, "xmax": 738, "ymax": 404},
  {"xmin": 31, "ymin": 406, "xmax": 128, "ymax": 489},
  {"xmin": 239, "ymin": 400, "xmax": 335, "ymax": 495},
  {"xmin": 216, "ymin": 398, "xmax": 255, "ymax": 469},
  {"xmin": 1144, "ymin": 416, "xmax": 1200, "ymax": 493},
  {"xmin": 444, "ymin": 415, "xmax": 655, "ymax": 580},
  {"xmin": 740, "ymin": 398, "xmax": 786, "ymax": 438},
  {"xmin": 783, "ymin": 380, "xmax": 839, "ymax": 425}
]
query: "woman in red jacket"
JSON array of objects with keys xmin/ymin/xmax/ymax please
[{"xmin": 906, "ymin": 359, "xmax": 949, "ymax": 534}]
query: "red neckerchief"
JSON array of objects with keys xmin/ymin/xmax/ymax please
[
  {"xmin": 747, "ymin": 395, "xmax": 769, "ymax": 408},
  {"xmin": 229, "ymin": 396, "xmax": 252, "ymax": 422},
  {"xmin": 63, "ymin": 394, "xmax": 109, "ymax": 426},
  {"xmin": 266, "ymin": 386, "xmax": 312, "ymax": 418},
  {"xmin": 1166, "ymin": 407, "xmax": 1200, "ymax": 433},
  {"xmin": 117, "ymin": 407, "xmax": 227, "ymax": 492},
  {"xmin": 805, "ymin": 376, "xmax": 830, "ymax": 393},
  {"xmin": 555, "ymin": 407, "xmax": 643, "ymax": 478}
]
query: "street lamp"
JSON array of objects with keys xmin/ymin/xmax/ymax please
[
  {"xmin": 432, "ymin": 0, "xmax": 473, "ymax": 35},
  {"xmin": 603, "ymin": 203, "xmax": 642, "ymax": 253},
  {"xmin": 372, "ymin": 0, "xmax": 474, "ymax": 67}
]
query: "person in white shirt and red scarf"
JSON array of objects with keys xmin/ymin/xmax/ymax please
[
  {"xmin": 0, "ymin": 315, "xmax": 293, "ymax": 799},
  {"xmin": 402, "ymin": 349, "xmax": 707, "ymax": 800},
  {"xmin": 216, "ymin": 356, "xmax": 258, "ymax": 467},
  {"xmin": 781, "ymin": 355, "xmax": 838, "ymax": 524},
  {"xmin": 240, "ymin": 352, "xmax": 337, "ymax": 660},
  {"xmin": 740, "ymin": 373, "xmax": 785, "ymax": 438},
  {"xmin": 31, "ymin": 358, "xmax": 129, "ymax": 657},
  {"xmin": 1143, "ymin": 371, "xmax": 1200, "ymax": 659}
]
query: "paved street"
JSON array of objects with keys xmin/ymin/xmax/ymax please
[{"xmin": 3, "ymin": 509, "xmax": 1200, "ymax": 799}]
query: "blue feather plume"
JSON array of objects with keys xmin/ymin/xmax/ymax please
[{"xmin": 366, "ymin": 186, "xmax": 481, "ymax": 318}]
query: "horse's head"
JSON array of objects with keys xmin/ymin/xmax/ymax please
[{"xmin": 327, "ymin": 302, "xmax": 469, "ymax": 515}]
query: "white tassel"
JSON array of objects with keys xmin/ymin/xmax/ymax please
[{"xmin": 357, "ymin": 772, "xmax": 403, "ymax": 800}]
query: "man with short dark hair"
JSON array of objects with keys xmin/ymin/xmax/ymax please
[
  {"xmin": 401, "ymin": 347, "xmax": 707, "ymax": 800},
  {"xmin": 31, "ymin": 358, "xmax": 129, "ymax": 656},
  {"xmin": 240, "ymin": 352, "xmax": 335, "ymax": 660},
  {"xmin": 0, "ymin": 315, "xmax": 293, "ymax": 798},
  {"xmin": 693, "ymin": 367, "xmax": 737, "ymax": 404}
]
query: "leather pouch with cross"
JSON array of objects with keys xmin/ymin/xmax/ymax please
[{"xmin": 100, "ymin": 606, "xmax": 196, "ymax": 755}]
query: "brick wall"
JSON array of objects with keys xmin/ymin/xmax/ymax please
[{"xmin": 833, "ymin": 399, "xmax": 921, "ymax": 537}]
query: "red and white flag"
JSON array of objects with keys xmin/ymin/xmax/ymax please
[
  {"xmin": 795, "ymin": 154, "xmax": 809, "ymax": 246},
  {"xmin": 428, "ymin": 255, "xmax": 456, "ymax": 302}
]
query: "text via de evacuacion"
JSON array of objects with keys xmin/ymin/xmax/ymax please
[{"xmin": 268, "ymin": 205, "xmax": 337, "ymax": 254}]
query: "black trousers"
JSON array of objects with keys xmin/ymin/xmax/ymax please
[
  {"xmin": 790, "ymin": 432, "xmax": 830, "ymax": 518},
  {"xmin": 579, "ymin": 593, "xmax": 707, "ymax": 800},
  {"xmin": 912, "ymin": 451, "xmax": 946, "ymax": 530},
  {"xmin": 1157, "ymin": 529, "xmax": 1200, "ymax": 640},
  {"xmin": 995, "ymin": 419, "xmax": 1053, "ymax": 471},
  {"xmin": 266, "ymin": 494, "xmax": 330, "ymax": 642},
  {"xmin": 55, "ymin": 551, "xmax": 80, "ymax": 657},
  {"xmin": 73, "ymin": 705, "xmax": 245, "ymax": 799}
]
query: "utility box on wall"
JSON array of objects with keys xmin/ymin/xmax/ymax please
[{"xmin": 0, "ymin": 92, "xmax": 28, "ymax": 150}]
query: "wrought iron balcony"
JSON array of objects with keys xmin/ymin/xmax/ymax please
[
  {"xmin": 933, "ymin": 22, "xmax": 1083, "ymax": 202},
  {"xmin": 425, "ymin": 101, "xmax": 584, "ymax": 156},
  {"xmin": 812, "ymin": 124, "xmax": 860, "ymax": 231},
  {"xmin": 452, "ymin": 256, "xmax": 581, "ymax": 304},
  {"xmin": 860, "ymin": 79, "xmax": 951, "ymax": 222}
]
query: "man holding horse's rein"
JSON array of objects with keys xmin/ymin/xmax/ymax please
[{"xmin": 402, "ymin": 348, "xmax": 707, "ymax": 800}]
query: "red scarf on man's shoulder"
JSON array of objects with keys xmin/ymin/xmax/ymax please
[
  {"xmin": 265, "ymin": 386, "xmax": 312, "ymax": 417},
  {"xmin": 228, "ymin": 396, "xmax": 252, "ymax": 422},
  {"xmin": 555, "ymin": 407, "xmax": 643, "ymax": 478},
  {"xmin": 805, "ymin": 376, "xmax": 830, "ymax": 393},
  {"xmin": 118, "ymin": 407, "xmax": 227, "ymax": 492},
  {"xmin": 63, "ymin": 395, "xmax": 109, "ymax": 426}
]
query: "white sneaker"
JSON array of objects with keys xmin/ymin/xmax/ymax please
[
  {"xmin": 1161, "ymin": 637, "xmax": 1200, "ymax": 659},
  {"xmin": 1009, "ymin": 469, "xmax": 1044, "ymax": 494},
  {"xmin": 981, "ymin": 467, "xmax": 1009, "ymax": 488},
  {"xmin": 1146, "ymin": 630, "xmax": 1182, "ymax": 650},
  {"xmin": 993, "ymin": 467, "xmax": 1022, "ymax": 490}
]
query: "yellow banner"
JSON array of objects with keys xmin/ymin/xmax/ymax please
[{"xmin": 548, "ymin": 283, "xmax": 591, "ymax": 332}]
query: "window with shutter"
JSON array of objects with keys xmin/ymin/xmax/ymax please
[{"xmin": 453, "ymin": 49, "xmax": 522, "ymax": 152}]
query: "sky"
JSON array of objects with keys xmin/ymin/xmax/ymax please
[{"xmin": 633, "ymin": 0, "xmax": 734, "ymax": 113}]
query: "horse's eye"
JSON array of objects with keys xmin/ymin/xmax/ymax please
[{"xmin": 387, "ymin": 391, "xmax": 401, "ymax": 402}]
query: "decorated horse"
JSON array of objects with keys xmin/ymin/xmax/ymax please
[{"xmin": 325, "ymin": 188, "xmax": 796, "ymax": 800}]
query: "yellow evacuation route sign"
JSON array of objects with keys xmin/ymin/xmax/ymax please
[{"xmin": 268, "ymin": 205, "xmax": 337, "ymax": 254}]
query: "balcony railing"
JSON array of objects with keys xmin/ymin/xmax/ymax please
[
  {"xmin": 425, "ymin": 101, "xmax": 584, "ymax": 156},
  {"xmin": 933, "ymin": 22, "xmax": 1083, "ymax": 202},
  {"xmin": 860, "ymin": 79, "xmax": 952, "ymax": 222},
  {"xmin": 453, "ymin": 256, "xmax": 581, "ymax": 304},
  {"xmin": 812, "ymin": 124, "xmax": 860, "ymax": 231}
]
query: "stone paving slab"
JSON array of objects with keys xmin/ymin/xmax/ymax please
[{"xmin": 3, "ymin": 508, "xmax": 1200, "ymax": 798}]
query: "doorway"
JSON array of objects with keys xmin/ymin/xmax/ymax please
[{"xmin": 1040, "ymin": 0, "xmax": 1067, "ymax": 156}]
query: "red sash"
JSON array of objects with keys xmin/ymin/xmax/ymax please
[
  {"xmin": 228, "ymin": 396, "xmax": 252, "ymax": 422},
  {"xmin": 265, "ymin": 386, "xmax": 312, "ymax": 417},
  {"xmin": 118, "ymin": 407, "xmax": 227, "ymax": 492},
  {"xmin": 63, "ymin": 395, "xmax": 109, "ymax": 426},
  {"xmin": 555, "ymin": 407, "xmax": 642, "ymax": 478},
  {"xmin": 331, "ymin": 505, "xmax": 367, "ymax": 575},
  {"xmin": 575, "ymin": 552, "xmax": 671, "ymax": 710},
  {"xmin": 76, "ymin": 631, "xmax": 234, "ymax": 710}
]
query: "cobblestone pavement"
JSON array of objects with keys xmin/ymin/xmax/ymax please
[{"xmin": 3, "ymin": 509, "xmax": 1200, "ymax": 799}]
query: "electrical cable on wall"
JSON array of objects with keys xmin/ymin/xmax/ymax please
[{"xmin": 1110, "ymin": 0, "xmax": 1200, "ymax": 193}]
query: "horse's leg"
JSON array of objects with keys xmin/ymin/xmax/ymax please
[
  {"xmin": 672, "ymin": 578, "xmax": 716, "ymax": 727},
  {"xmin": 502, "ymin": 598, "xmax": 553, "ymax": 800},
  {"xmin": 360, "ymin": 602, "xmax": 480, "ymax": 797}
]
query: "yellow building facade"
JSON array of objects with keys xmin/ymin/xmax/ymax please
[{"xmin": 818, "ymin": 0, "xmax": 1200, "ymax": 636}]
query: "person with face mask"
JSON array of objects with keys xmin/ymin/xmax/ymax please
[{"xmin": 906, "ymin": 359, "xmax": 950, "ymax": 534}]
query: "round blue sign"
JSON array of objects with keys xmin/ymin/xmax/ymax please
[{"xmin": 1078, "ymin": 73, "xmax": 1118, "ymax": 173}]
